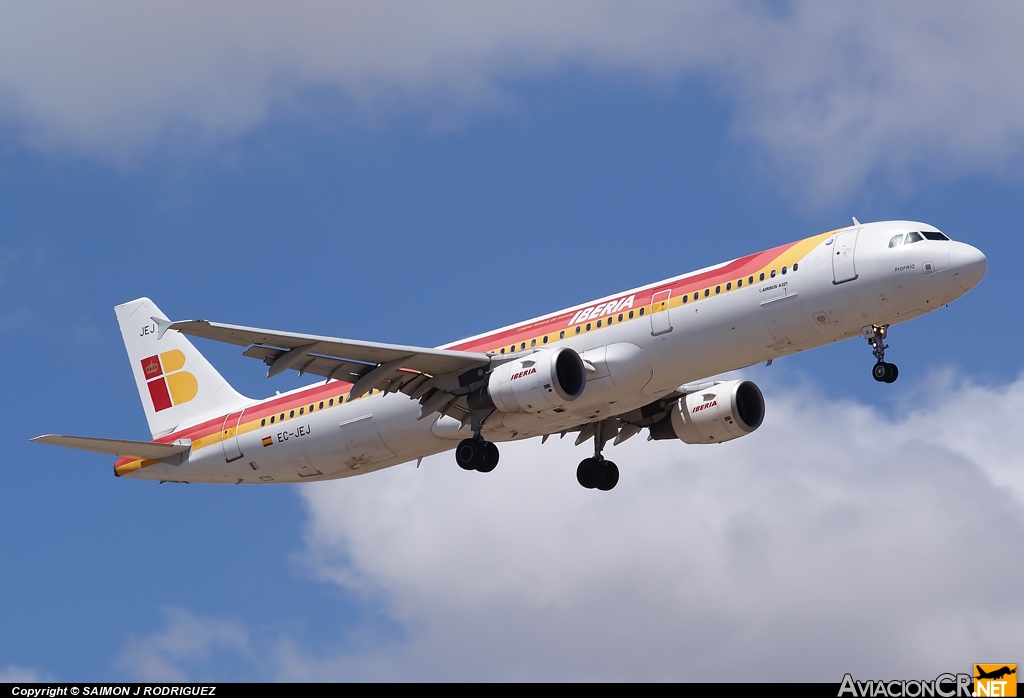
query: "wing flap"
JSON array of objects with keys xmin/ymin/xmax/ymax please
[
  {"xmin": 169, "ymin": 320, "xmax": 489, "ymax": 377},
  {"xmin": 31, "ymin": 434, "xmax": 191, "ymax": 460}
]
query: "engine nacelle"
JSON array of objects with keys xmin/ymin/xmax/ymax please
[
  {"xmin": 650, "ymin": 380, "xmax": 765, "ymax": 444},
  {"xmin": 468, "ymin": 347, "xmax": 586, "ymax": 414}
]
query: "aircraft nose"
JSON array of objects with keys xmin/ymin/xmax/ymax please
[{"xmin": 948, "ymin": 243, "xmax": 988, "ymax": 291}]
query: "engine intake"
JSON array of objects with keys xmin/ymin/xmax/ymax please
[
  {"xmin": 468, "ymin": 347, "xmax": 586, "ymax": 414},
  {"xmin": 650, "ymin": 380, "xmax": 765, "ymax": 444}
]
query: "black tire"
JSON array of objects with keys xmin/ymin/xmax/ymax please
[
  {"xmin": 477, "ymin": 442, "xmax": 499, "ymax": 472},
  {"xmin": 596, "ymin": 461, "xmax": 619, "ymax": 491},
  {"xmin": 872, "ymin": 362, "xmax": 888, "ymax": 382},
  {"xmin": 884, "ymin": 363, "xmax": 899, "ymax": 383},
  {"xmin": 576, "ymin": 458, "xmax": 601, "ymax": 489},
  {"xmin": 456, "ymin": 438, "xmax": 480, "ymax": 470}
]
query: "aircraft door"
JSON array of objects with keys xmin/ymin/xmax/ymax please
[
  {"xmin": 221, "ymin": 410, "xmax": 245, "ymax": 463},
  {"xmin": 650, "ymin": 289, "xmax": 673, "ymax": 336},
  {"xmin": 832, "ymin": 229, "xmax": 860, "ymax": 284}
]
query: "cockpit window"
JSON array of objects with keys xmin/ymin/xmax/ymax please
[
  {"xmin": 905, "ymin": 232, "xmax": 923, "ymax": 244},
  {"xmin": 920, "ymin": 231, "xmax": 950, "ymax": 241},
  {"xmin": 888, "ymin": 234, "xmax": 904, "ymax": 248}
]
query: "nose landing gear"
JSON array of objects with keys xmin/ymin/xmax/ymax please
[{"xmin": 864, "ymin": 324, "xmax": 898, "ymax": 383}]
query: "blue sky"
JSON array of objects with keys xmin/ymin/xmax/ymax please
[{"xmin": 2, "ymin": 2, "xmax": 1023, "ymax": 681}]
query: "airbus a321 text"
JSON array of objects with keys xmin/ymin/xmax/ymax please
[{"xmin": 33, "ymin": 220, "xmax": 987, "ymax": 491}]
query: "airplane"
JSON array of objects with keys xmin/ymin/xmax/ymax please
[
  {"xmin": 32, "ymin": 219, "xmax": 987, "ymax": 491},
  {"xmin": 975, "ymin": 666, "xmax": 1016, "ymax": 681}
]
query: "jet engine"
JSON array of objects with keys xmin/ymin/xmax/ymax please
[
  {"xmin": 468, "ymin": 347, "xmax": 586, "ymax": 414},
  {"xmin": 649, "ymin": 380, "xmax": 765, "ymax": 444}
]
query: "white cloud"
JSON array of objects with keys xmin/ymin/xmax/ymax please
[
  {"xmin": 119, "ymin": 370, "xmax": 1024, "ymax": 681},
  {"xmin": 0, "ymin": 665, "xmax": 49, "ymax": 682},
  {"xmin": 1, "ymin": 2, "xmax": 1024, "ymax": 196},
  {"xmin": 116, "ymin": 608, "xmax": 251, "ymax": 682},
  {"xmin": 289, "ymin": 369, "xmax": 1024, "ymax": 680}
]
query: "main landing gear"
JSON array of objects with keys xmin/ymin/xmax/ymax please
[
  {"xmin": 577, "ymin": 457, "xmax": 619, "ymax": 491},
  {"xmin": 864, "ymin": 324, "xmax": 898, "ymax": 383},
  {"xmin": 455, "ymin": 437, "xmax": 500, "ymax": 472},
  {"xmin": 576, "ymin": 424, "xmax": 619, "ymax": 491}
]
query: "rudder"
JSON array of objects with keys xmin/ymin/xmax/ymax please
[{"xmin": 115, "ymin": 298, "xmax": 250, "ymax": 438}]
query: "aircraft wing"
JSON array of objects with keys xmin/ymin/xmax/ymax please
[
  {"xmin": 31, "ymin": 434, "xmax": 191, "ymax": 460},
  {"xmin": 551, "ymin": 382, "xmax": 719, "ymax": 448},
  {"xmin": 165, "ymin": 319, "xmax": 492, "ymax": 407}
]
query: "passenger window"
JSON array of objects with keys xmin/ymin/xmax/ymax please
[
  {"xmin": 520, "ymin": 342, "xmax": 526, "ymax": 350},
  {"xmin": 888, "ymin": 234, "xmax": 904, "ymax": 248},
  {"xmin": 737, "ymin": 279, "xmax": 743, "ymax": 287},
  {"xmin": 683, "ymin": 295, "xmax": 688, "ymax": 304},
  {"xmin": 596, "ymin": 320, "xmax": 602, "ymax": 328},
  {"xmin": 289, "ymin": 410, "xmax": 294, "ymax": 418},
  {"xmin": 280, "ymin": 413, "xmax": 285, "ymax": 421},
  {"xmin": 726, "ymin": 282, "xmax": 732, "ymax": 290},
  {"xmin": 793, "ymin": 263, "xmax": 799, "ymax": 271},
  {"xmin": 575, "ymin": 326, "xmax": 581, "ymax": 334},
  {"xmin": 270, "ymin": 416, "xmax": 275, "ymax": 424},
  {"xmin": 759, "ymin": 273, "xmax": 765, "ymax": 281},
  {"xmin": 329, "ymin": 399, "xmax": 334, "ymax": 406},
  {"xmin": 704, "ymin": 289, "xmax": 709, "ymax": 298},
  {"xmin": 618, "ymin": 314, "xmax": 623, "ymax": 322},
  {"xmin": 905, "ymin": 232, "xmax": 923, "ymax": 244},
  {"xmin": 629, "ymin": 310, "xmax": 634, "ymax": 318},
  {"xmin": 715, "ymin": 286, "xmax": 720, "ymax": 294},
  {"xmin": 748, "ymin": 276, "xmax": 754, "ymax": 284},
  {"xmin": 543, "ymin": 335, "xmax": 548, "ymax": 343},
  {"xmin": 781, "ymin": 266, "xmax": 787, "ymax": 275},
  {"xmin": 586, "ymin": 323, "xmax": 591, "ymax": 331},
  {"xmin": 261, "ymin": 418, "xmax": 266, "ymax": 427},
  {"xmin": 560, "ymin": 331, "xmax": 565, "ymax": 339},
  {"xmin": 500, "ymin": 348, "xmax": 505, "ymax": 354},
  {"xmin": 639, "ymin": 307, "xmax": 645, "ymax": 316},
  {"xmin": 770, "ymin": 269, "xmax": 776, "ymax": 278},
  {"xmin": 531, "ymin": 339, "xmax": 536, "ymax": 347}
]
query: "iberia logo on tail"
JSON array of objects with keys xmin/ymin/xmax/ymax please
[{"xmin": 141, "ymin": 350, "xmax": 198, "ymax": 412}]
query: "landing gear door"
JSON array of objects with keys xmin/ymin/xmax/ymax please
[{"xmin": 832, "ymin": 229, "xmax": 860, "ymax": 285}]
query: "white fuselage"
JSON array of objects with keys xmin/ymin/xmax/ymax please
[{"xmin": 123, "ymin": 221, "xmax": 986, "ymax": 484}]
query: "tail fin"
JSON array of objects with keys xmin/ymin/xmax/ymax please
[{"xmin": 115, "ymin": 298, "xmax": 250, "ymax": 438}]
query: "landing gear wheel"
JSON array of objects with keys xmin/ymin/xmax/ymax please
[
  {"xmin": 872, "ymin": 362, "xmax": 899, "ymax": 383},
  {"xmin": 872, "ymin": 362, "xmax": 889, "ymax": 382},
  {"xmin": 477, "ymin": 442, "xmax": 500, "ymax": 473},
  {"xmin": 456, "ymin": 438, "xmax": 483, "ymax": 471},
  {"xmin": 596, "ymin": 461, "xmax": 619, "ymax": 491},
  {"xmin": 864, "ymin": 325, "xmax": 899, "ymax": 385},
  {"xmin": 577, "ymin": 458, "xmax": 603, "ymax": 489}
]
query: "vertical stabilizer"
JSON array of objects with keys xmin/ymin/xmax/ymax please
[{"xmin": 115, "ymin": 298, "xmax": 250, "ymax": 439}]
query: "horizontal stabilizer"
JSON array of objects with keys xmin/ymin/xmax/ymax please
[{"xmin": 31, "ymin": 434, "xmax": 191, "ymax": 460}]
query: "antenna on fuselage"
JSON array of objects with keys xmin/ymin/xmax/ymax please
[{"xmin": 852, "ymin": 217, "xmax": 861, "ymax": 226}]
